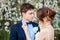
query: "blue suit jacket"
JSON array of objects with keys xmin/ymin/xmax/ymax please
[{"xmin": 10, "ymin": 20, "xmax": 40, "ymax": 40}]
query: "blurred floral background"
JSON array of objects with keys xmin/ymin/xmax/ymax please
[{"xmin": 0, "ymin": 0, "xmax": 60, "ymax": 40}]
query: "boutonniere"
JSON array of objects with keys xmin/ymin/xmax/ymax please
[{"xmin": 33, "ymin": 27, "xmax": 38, "ymax": 34}]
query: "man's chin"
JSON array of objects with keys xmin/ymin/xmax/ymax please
[{"xmin": 29, "ymin": 20, "xmax": 33, "ymax": 22}]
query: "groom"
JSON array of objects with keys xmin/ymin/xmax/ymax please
[{"xmin": 10, "ymin": 3, "xmax": 40, "ymax": 40}]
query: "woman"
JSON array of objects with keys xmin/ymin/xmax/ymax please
[{"xmin": 35, "ymin": 7, "xmax": 56, "ymax": 40}]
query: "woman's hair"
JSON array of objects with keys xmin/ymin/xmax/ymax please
[{"xmin": 37, "ymin": 7, "xmax": 56, "ymax": 21}]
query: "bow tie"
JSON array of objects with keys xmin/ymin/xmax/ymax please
[{"xmin": 26, "ymin": 21, "xmax": 32, "ymax": 24}]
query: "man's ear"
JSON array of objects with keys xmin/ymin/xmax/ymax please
[{"xmin": 22, "ymin": 12, "xmax": 26, "ymax": 16}]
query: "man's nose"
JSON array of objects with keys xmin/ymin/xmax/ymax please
[{"xmin": 32, "ymin": 14, "xmax": 34, "ymax": 17}]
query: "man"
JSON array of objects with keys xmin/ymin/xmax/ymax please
[{"xmin": 10, "ymin": 3, "xmax": 39, "ymax": 40}]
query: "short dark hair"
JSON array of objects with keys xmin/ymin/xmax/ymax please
[
  {"xmin": 20, "ymin": 3, "xmax": 34, "ymax": 14},
  {"xmin": 37, "ymin": 7, "xmax": 56, "ymax": 21}
]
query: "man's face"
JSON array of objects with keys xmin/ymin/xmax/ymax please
[{"xmin": 22, "ymin": 9, "xmax": 34, "ymax": 21}]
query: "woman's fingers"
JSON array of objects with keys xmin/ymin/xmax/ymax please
[{"xmin": 22, "ymin": 23, "xmax": 27, "ymax": 31}]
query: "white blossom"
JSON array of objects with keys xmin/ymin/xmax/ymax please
[{"xmin": 4, "ymin": 22, "xmax": 10, "ymax": 26}]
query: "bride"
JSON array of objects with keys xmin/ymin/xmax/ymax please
[
  {"xmin": 35, "ymin": 7, "xmax": 56, "ymax": 40},
  {"xmin": 22, "ymin": 7, "xmax": 56, "ymax": 40}
]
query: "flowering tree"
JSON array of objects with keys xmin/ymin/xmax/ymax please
[{"xmin": 0, "ymin": 0, "xmax": 60, "ymax": 40}]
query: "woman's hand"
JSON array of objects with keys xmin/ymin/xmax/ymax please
[
  {"xmin": 22, "ymin": 23, "xmax": 31, "ymax": 40},
  {"xmin": 22, "ymin": 23, "xmax": 28, "ymax": 32}
]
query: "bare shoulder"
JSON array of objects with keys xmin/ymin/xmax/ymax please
[
  {"xmin": 35, "ymin": 26, "xmax": 54, "ymax": 40},
  {"xmin": 39, "ymin": 26, "xmax": 54, "ymax": 37}
]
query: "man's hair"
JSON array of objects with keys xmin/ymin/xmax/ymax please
[
  {"xmin": 37, "ymin": 7, "xmax": 56, "ymax": 21},
  {"xmin": 20, "ymin": 3, "xmax": 34, "ymax": 14}
]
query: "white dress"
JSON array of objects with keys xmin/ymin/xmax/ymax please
[{"xmin": 35, "ymin": 24, "xmax": 54, "ymax": 40}]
